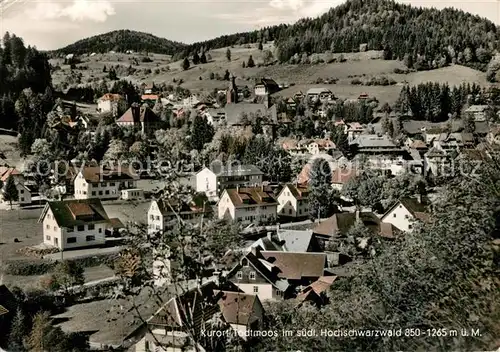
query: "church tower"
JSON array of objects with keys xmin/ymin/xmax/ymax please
[{"xmin": 226, "ymin": 73, "xmax": 238, "ymax": 104}]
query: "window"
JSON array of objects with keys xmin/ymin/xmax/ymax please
[
  {"xmin": 110, "ymin": 182, "xmax": 115, "ymax": 186},
  {"xmin": 92, "ymin": 191, "xmax": 96, "ymax": 196},
  {"xmin": 105, "ymin": 190, "xmax": 110, "ymax": 195},
  {"xmin": 276, "ymin": 290, "xmax": 283, "ymax": 297},
  {"xmin": 77, "ymin": 225, "xmax": 85, "ymax": 231},
  {"xmin": 249, "ymin": 271, "xmax": 256, "ymax": 280},
  {"xmin": 408, "ymin": 224, "xmax": 413, "ymax": 230},
  {"xmin": 86, "ymin": 235, "xmax": 95, "ymax": 241},
  {"xmin": 289, "ymin": 209, "xmax": 292, "ymax": 215},
  {"xmin": 20, "ymin": 190, "xmax": 24, "ymax": 194},
  {"xmin": 98, "ymin": 228, "xmax": 102, "ymax": 233},
  {"xmin": 45, "ymin": 235, "xmax": 51, "ymax": 241},
  {"xmin": 46, "ymin": 224, "xmax": 49, "ymax": 229},
  {"xmin": 67, "ymin": 237, "xmax": 77, "ymax": 244},
  {"xmin": 88, "ymin": 224, "xmax": 95, "ymax": 230},
  {"xmin": 53, "ymin": 226, "xmax": 56, "ymax": 231},
  {"xmin": 98, "ymin": 191, "xmax": 103, "ymax": 196},
  {"xmin": 236, "ymin": 271, "xmax": 243, "ymax": 279},
  {"xmin": 20, "ymin": 197, "xmax": 24, "ymax": 202},
  {"xmin": 241, "ymin": 258, "xmax": 249, "ymax": 267},
  {"xmin": 67, "ymin": 227, "xmax": 74, "ymax": 233},
  {"xmin": 155, "ymin": 216, "xmax": 160, "ymax": 221},
  {"xmin": 253, "ymin": 286, "xmax": 259, "ymax": 293},
  {"xmin": 393, "ymin": 213, "xmax": 397, "ymax": 218}
]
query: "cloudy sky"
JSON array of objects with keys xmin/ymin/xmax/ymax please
[{"xmin": 0, "ymin": 0, "xmax": 499, "ymax": 50}]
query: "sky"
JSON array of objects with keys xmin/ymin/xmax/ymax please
[{"xmin": 0, "ymin": 0, "xmax": 499, "ymax": 50}]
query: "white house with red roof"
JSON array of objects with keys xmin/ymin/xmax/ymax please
[{"xmin": 97, "ymin": 93, "xmax": 126, "ymax": 116}]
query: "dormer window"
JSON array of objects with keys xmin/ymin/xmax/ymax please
[{"xmin": 241, "ymin": 258, "xmax": 249, "ymax": 267}]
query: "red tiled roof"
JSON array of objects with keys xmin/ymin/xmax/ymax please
[
  {"xmin": 225, "ymin": 187, "xmax": 277, "ymax": 207},
  {"xmin": 68, "ymin": 203, "xmax": 95, "ymax": 218},
  {"xmin": 0, "ymin": 167, "xmax": 20, "ymax": 182},
  {"xmin": 217, "ymin": 291, "xmax": 260, "ymax": 326},
  {"xmin": 141, "ymin": 94, "xmax": 159, "ymax": 100},
  {"xmin": 99, "ymin": 93, "xmax": 123, "ymax": 102}
]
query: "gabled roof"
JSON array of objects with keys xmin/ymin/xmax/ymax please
[
  {"xmin": 217, "ymin": 291, "xmax": 261, "ymax": 326},
  {"xmin": 351, "ymin": 134, "xmax": 398, "ymax": 148},
  {"xmin": 78, "ymin": 166, "xmax": 137, "ymax": 183},
  {"xmin": 98, "ymin": 93, "xmax": 124, "ymax": 102},
  {"xmin": 255, "ymin": 78, "xmax": 279, "ymax": 89},
  {"xmin": 314, "ymin": 212, "xmax": 381, "ymax": 237},
  {"xmin": 261, "ymin": 251, "xmax": 325, "ymax": 279},
  {"xmin": 331, "ymin": 167, "xmax": 357, "ymax": 185},
  {"xmin": 278, "ymin": 184, "xmax": 309, "ymax": 200},
  {"xmin": 38, "ymin": 199, "xmax": 110, "ymax": 227},
  {"xmin": 297, "ymin": 275, "xmax": 337, "ymax": 301},
  {"xmin": 0, "ymin": 167, "xmax": 21, "ymax": 182},
  {"xmin": 382, "ymin": 197, "xmax": 429, "ymax": 222},
  {"xmin": 116, "ymin": 105, "xmax": 159, "ymax": 124},
  {"xmin": 141, "ymin": 94, "xmax": 159, "ymax": 101},
  {"xmin": 223, "ymin": 187, "xmax": 277, "ymax": 207},
  {"xmin": 152, "ymin": 198, "xmax": 208, "ymax": 216},
  {"xmin": 278, "ymin": 229, "xmax": 315, "ymax": 252}
]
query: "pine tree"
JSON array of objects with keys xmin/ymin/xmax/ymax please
[
  {"xmin": 182, "ymin": 57, "xmax": 190, "ymax": 71},
  {"xmin": 258, "ymin": 41, "xmax": 263, "ymax": 50},
  {"xmin": 308, "ymin": 158, "xmax": 334, "ymax": 219},
  {"xmin": 3, "ymin": 175, "xmax": 18, "ymax": 209},
  {"xmin": 226, "ymin": 48, "xmax": 231, "ymax": 61},
  {"xmin": 190, "ymin": 115, "xmax": 214, "ymax": 151},
  {"xmin": 8, "ymin": 309, "xmax": 27, "ymax": 352},
  {"xmin": 200, "ymin": 52, "xmax": 207, "ymax": 64},
  {"xmin": 193, "ymin": 52, "xmax": 200, "ymax": 65},
  {"xmin": 223, "ymin": 70, "xmax": 230, "ymax": 81},
  {"xmin": 27, "ymin": 311, "xmax": 51, "ymax": 352},
  {"xmin": 247, "ymin": 55, "xmax": 255, "ymax": 68}
]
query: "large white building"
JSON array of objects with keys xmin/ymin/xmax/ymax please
[
  {"xmin": 38, "ymin": 198, "xmax": 117, "ymax": 250},
  {"xmin": 217, "ymin": 187, "xmax": 277, "ymax": 224},
  {"xmin": 74, "ymin": 166, "xmax": 138, "ymax": 200},
  {"xmin": 277, "ymin": 184, "xmax": 309, "ymax": 218},
  {"xmin": 196, "ymin": 164, "xmax": 263, "ymax": 200}
]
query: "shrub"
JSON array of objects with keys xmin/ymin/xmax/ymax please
[{"xmin": 351, "ymin": 78, "xmax": 363, "ymax": 85}]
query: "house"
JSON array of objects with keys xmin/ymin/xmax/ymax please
[
  {"xmin": 432, "ymin": 132, "xmax": 475, "ymax": 151},
  {"xmin": 350, "ymin": 134, "xmax": 402, "ymax": 155},
  {"xmin": 141, "ymin": 82, "xmax": 155, "ymax": 94},
  {"xmin": 346, "ymin": 122, "xmax": 364, "ymax": 142},
  {"xmin": 217, "ymin": 291, "xmax": 264, "ymax": 339},
  {"xmin": 74, "ymin": 166, "xmax": 138, "ymax": 200},
  {"xmin": 277, "ymin": 184, "xmax": 309, "ymax": 218},
  {"xmin": 380, "ymin": 197, "xmax": 429, "ymax": 232},
  {"xmin": 424, "ymin": 147, "xmax": 449, "ymax": 176},
  {"xmin": 204, "ymin": 108, "xmax": 226, "ymax": 126},
  {"xmin": 218, "ymin": 187, "xmax": 277, "ymax": 224},
  {"xmin": 1, "ymin": 180, "xmax": 31, "ymax": 205},
  {"xmin": 331, "ymin": 167, "xmax": 357, "ymax": 192},
  {"xmin": 464, "ymin": 105, "xmax": 490, "ymax": 122},
  {"xmin": 97, "ymin": 93, "xmax": 126, "ymax": 116},
  {"xmin": 195, "ymin": 164, "xmax": 264, "ymax": 199},
  {"xmin": 134, "ymin": 283, "xmax": 218, "ymax": 352},
  {"xmin": 147, "ymin": 197, "xmax": 211, "ymax": 234},
  {"xmin": 296, "ymin": 276, "xmax": 337, "ymax": 307},
  {"xmin": 38, "ymin": 198, "xmax": 114, "ymax": 250},
  {"xmin": 227, "ymin": 248, "xmax": 327, "ymax": 301},
  {"xmin": 306, "ymin": 139, "xmax": 336, "ymax": 155},
  {"xmin": 141, "ymin": 94, "xmax": 159, "ymax": 106},
  {"xmin": 306, "ymin": 88, "xmax": 333, "ymax": 102},
  {"xmin": 116, "ymin": 103, "xmax": 161, "ymax": 135},
  {"xmin": 120, "ymin": 188, "xmax": 144, "ymax": 200},
  {"xmin": 254, "ymin": 78, "xmax": 280, "ymax": 96},
  {"xmin": 249, "ymin": 230, "xmax": 322, "ymax": 253}
]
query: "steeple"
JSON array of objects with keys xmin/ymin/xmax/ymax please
[{"xmin": 226, "ymin": 73, "xmax": 238, "ymax": 104}]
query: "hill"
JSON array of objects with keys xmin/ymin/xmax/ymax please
[
  {"xmin": 53, "ymin": 30, "xmax": 187, "ymax": 56},
  {"xmin": 184, "ymin": 0, "xmax": 499, "ymax": 71}
]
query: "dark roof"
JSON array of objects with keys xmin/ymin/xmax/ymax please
[
  {"xmin": 255, "ymin": 77, "xmax": 279, "ymax": 89},
  {"xmin": 260, "ymin": 251, "xmax": 326, "ymax": 280},
  {"xmin": 224, "ymin": 187, "xmax": 277, "ymax": 207},
  {"xmin": 0, "ymin": 285, "xmax": 16, "ymax": 315},
  {"xmin": 79, "ymin": 166, "xmax": 136, "ymax": 183},
  {"xmin": 314, "ymin": 212, "xmax": 381, "ymax": 237},
  {"xmin": 117, "ymin": 105, "xmax": 160, "ymax": 124},
  {"xmin": 217, "ymin": 291, "xmax": 261, "ymax": 326},
  {"xmin": 108, "ymin": 218, "xmax": 125, "ymax": 229},
  {"xmin": 39, "ymin": 199, "xmax": 110, "ymax": 227}
]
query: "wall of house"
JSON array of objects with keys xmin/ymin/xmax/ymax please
[
  {"xmin": 237, "ymin": 283, "xmax": 274, "ymax": 301},
  {"xmin": 217, "ymin": 192, "xmax": 236, "ymax": 220},
  {"xmin": 254, "ymin": 86, "xmax": 267, "ymax": 96},
  {"xmin": 153, "ymin": 257, "xmax": 171, "ymax": 287},
  {"xmin": 196, "ymin": 168, "xmax": 217, "ymax": 198},
  {"xmin": 43, "ymin": 208, "xmax": 62, "ymax": 249},
  {"xmin": 75, "ymin": 173, "xmax": 137, "ymax": 200},
  {"xmin": 277, "ymin": 187, "xmax": 309, "ymax": 218},
  {"xmin": 233, "ymin": 205, "xmax": 277, "ymax": 224},
  {"xmin": 121, "ymin": 189, "xmax": 144, "ymax": 200},
  {"xmin": 218, "ymin": 175, "xmax": 263, "ymax": 195},
  {"xmin": 61, "ymin": 223, "xmax": 107, "ymax": 250},
  {"xmin": 382, "ymin": 204, "xmax": 414, "ymax": 232},
  {"xmin": 148, "ymin": 201, "xmax": 164, "ymax": 234}
]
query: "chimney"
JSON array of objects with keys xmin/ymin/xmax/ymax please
[
  {"xmin": 355, "ymin": 209, "xmax": 360, "ymax": 222},
  {"xmin": 236, "ymin": 184, "xmax": 240, "ymax": 193}
]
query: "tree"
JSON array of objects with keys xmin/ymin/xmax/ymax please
[
  {"xmin": 182, "ymin": 57, "xmax": 190, "ymax": 71},
  {"xmin": 258, "ymin": 41, "xmax": 263, "ymax": 50},
  {"xmin": 247, "ymin": 55, "xmax": 255, "ymax": 68},
  {"xmin": 226, "ymin": 48, "xmax": 231, "ymax": 61},
  {"xmin": 104, "ymin": 139, "xmax": 128, "ymax": 161},
  {"xmin": 26, "ymin": 311, "xmax": 52, "ymax": 352},
  {"xmin": 107, "ymin": 67, "xmax": 117, "ymax": 80},
  {"xmin": 263, "ymin": 49, "xmax": 274, "ymax": 65},
  {"xmin": 381, "ymin": 117, "xmax": 394, "ymax": 137},
  {"xmin": 193, "ymin": 52, "xmax": 200, "ymax": 65},
  {"xmin": 8, "ymin": 309, "xmax": 27, "ymax": 352},
  {"xmin": 50, "ymin": 260, "xmax": 85, "ymax": 292},
  {"xmin": 200, "ymin": 51, "xmax": 207, "ymax": 64},
  {"xmin": 242, "ymin": 61, "xmax": 246, "ymax": 68},
  {"xmin": 223, "ymin": 70, "xmax": 230, "ymax": 81},
  {"xmin": 308, "ymin": 158, "xmax": 335, "ymax": 219},
  {"xmin": 3, "ymin": 175, "xmax": 18, "ymax": 209},
  {"xmin": 190, "ymin": 115, "xmax": 214, "ymax": 151}
]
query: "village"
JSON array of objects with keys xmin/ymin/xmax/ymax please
[{"xmin": 1, "ymin": 58, "xmax": 499, "ymax": 351}]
